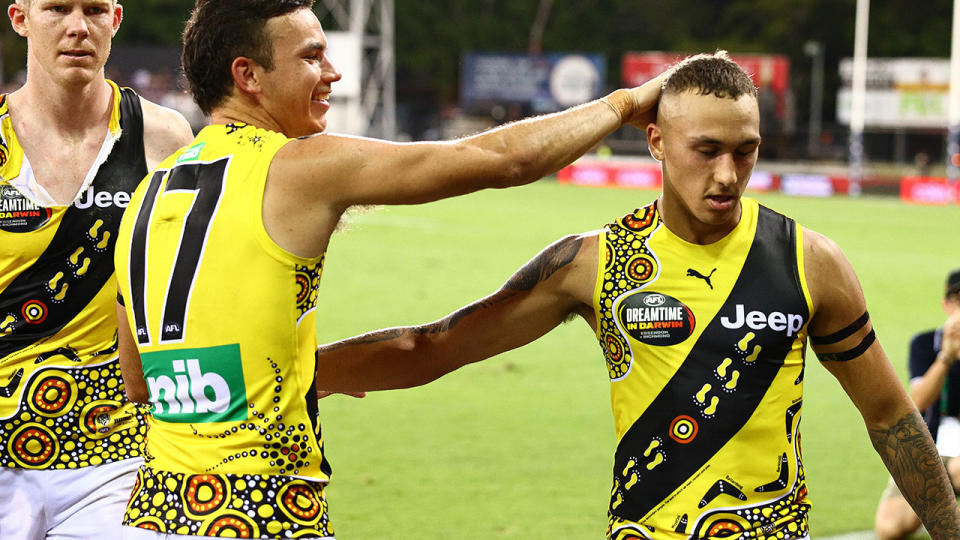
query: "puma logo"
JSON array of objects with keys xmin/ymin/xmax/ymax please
[{"xmin": 686, "ymin": 268, "xmax": 716, "ymax": 289}]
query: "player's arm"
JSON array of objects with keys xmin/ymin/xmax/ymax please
[
  {"xmin": 140, "ymin": 97, "xmax": 196, "ymax": 170},
  {"xmin": 908, "ymin": 324, "xmax": 958, "ymax": 410},
  {"xmin": 804, "ymin": 228, "xmax": 960, "ymax": 539},
  {"xmin": 116, "ymin": 298, "xmax": 149, "ymax": 404},
  {"xmin": 315, "ymin": 233, "xmax": 598, "ymax": 392},
  {"xmin": 272, "ymin": 75, "xmax": 664, "ymax": 213}
]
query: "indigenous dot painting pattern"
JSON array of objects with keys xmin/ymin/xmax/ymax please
[
  {"xmin": 186, "ymin": 356, "xmax": 320, "ymax": 476},
  {"xmin": 124, "ymin": 354, "xmax": 331, "ymax": 536},
  {"xmin": 0, "ymin": 357, "xmax": 145, "ymax": 468},
  {"xmin": 295, "ymin": 258, "xmax": 323, "ymax": 322},
  {"xmin": 598, "ymin": 203, "xmax": 661, "ymax": 381},
  {"xmin": 125, "ymin": 467, "xmax": 332, "ymax": 538}
]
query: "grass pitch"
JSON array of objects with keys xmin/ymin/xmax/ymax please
[{"xmin": 314, "ymin": 180, "xmax": 959, "ymax": 539}]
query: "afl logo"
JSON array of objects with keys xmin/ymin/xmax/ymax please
[
  {"xmin": 0, "ymin": 186, "xmax": 52, "ymax": 233},
  {"xmin": 617, "ymin": 291, "xmax": 696, "ymax": 346},
  {"xmin": 643, "ymin": 293, "xmax": 666, "ymax": 307}
]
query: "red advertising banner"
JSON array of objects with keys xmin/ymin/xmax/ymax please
[{"xmin": 900, "ymin": 177, "xmax": 958, "ymax": 205}]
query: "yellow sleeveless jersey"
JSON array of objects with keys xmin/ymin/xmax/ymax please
[
  {"xmin": 594, "ymin": 198, "xmax": 813, "ymax": 540},
  {"xmin": 0, "ymin": 81, "xmax": 147, "ymax": 470},
  {"xmin": 115, "ymin": 124, "xmax": 332, "ymax": 537}
]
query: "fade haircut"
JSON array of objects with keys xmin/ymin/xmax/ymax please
[
  {"xmin": 181, "ymin": 0, "xmax": 315, "ymax": 115},
  {"xmin": 662, "ymin": 51, "xmax": 757, "ymax": 100}
]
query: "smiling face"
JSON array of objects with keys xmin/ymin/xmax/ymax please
[
  {"xmin": 647, "ymin": 89, "xmax": 761, "ymax": 244},
  {"xmin": 254, "ymin": 8, "xmax": 341, "ymax": 137},
  {"xmin": 9, "ymin": 0, "xmax": 121, "ymax": 88}
]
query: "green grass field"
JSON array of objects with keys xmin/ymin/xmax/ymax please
[{"xmin": 313, "ymin": 180, "xmax": 960, "ymax": 539}]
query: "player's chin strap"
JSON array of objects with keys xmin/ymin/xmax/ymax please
[{"xmin": 811, "ymin": 311, "xmax": 875, "ymax": 362}]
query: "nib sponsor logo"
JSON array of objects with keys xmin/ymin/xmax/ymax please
[
  {"xmin": 143, "ymin": 344, "xmax": 247, "ymax": 423},
  {"xmin": 719, "ymin": 304, "xmax": 804, "ymax": 337}
]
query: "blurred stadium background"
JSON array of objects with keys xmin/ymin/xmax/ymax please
[{"xmin": 3, "ymin": 1, "xmax": 958, "ymax": 537}]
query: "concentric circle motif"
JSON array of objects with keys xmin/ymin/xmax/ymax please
[
  {"xmin": 622, "ymin": 209, "xmax": 654, "ymax": 231},
  {"xmin": 202, "ymin": 512, "xmax": 258, "ymax": 538},
  {"xmin": 295, "ymin": 273, "xmax": 311, "ymax": 304},
  {"xmin": 130, "ymin": 516, "xmax": 166, "ymax": 533},
  {"xmin": 183, "ymin": 474, "xmax": 229, "ymax": 517},
  {"xmin": 28, "ymin": 370, "xmax": 76, "ymax": 416},
  {"xmin": 626, "ymin": 256, "xmax": 654, "ymax": 282},
  {"xmin": 705, "ymin": 518, "xmax": 744, "ymax": 537},
  {"xmin": 278, "ymin": 482, "xmax": 322, "ymax": 524},
  {"xmin": 604, "ymin": 333, "xmax": 624, "ymax": 363},
  {"xmin": 80, "ymin": 400, "xmax": 120, "ymax": 439},
  {"xmin": 604, "ymin": 243, "xmax": 614, "ymax": 270},
  {"xmin": 21, "ymin": 300, "xmax": 47, "ymax": 324},
  {"xmin": 669, "ymin": 415, "xmax": 699, "ymax": 444},
  {"xmin": 9, "ymin": 423, "xmax": 59, "ymax": 468}
]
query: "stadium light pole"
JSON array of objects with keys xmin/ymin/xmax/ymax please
[
  {"xmin": 947, "ymin": 0, "xmax": 960, "ymax": 182},
  {"xmin": 804, "ymin": 41, "xmax": 824, "ymax": 159},
  {"xmin": 848, "ymin": 0, "xmax": 869, "ymax": 196}
]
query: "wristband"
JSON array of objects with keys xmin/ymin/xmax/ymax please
[{"xmin": 600, "ymin": 89, "xmax": 635, "ymax": 126}]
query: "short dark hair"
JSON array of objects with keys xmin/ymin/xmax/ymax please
[
  {"xmin": 182, "ymin": 0, "xmax": 315, "ymax": 115},
  {"xmin": 946, "ymin": 268, "xmax": 960, "ymax": 300},
  {"xmin": 662, "ymin": 51, "xmax": 757, "ymax": 100}
]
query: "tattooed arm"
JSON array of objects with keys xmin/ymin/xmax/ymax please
[
  {"xmin": 315, "ymin": 233, "xmax": 599, "ymax": 392},
  {"xmin": 804, "ymin": 228, "xmax": 960, "ymax": 538}
]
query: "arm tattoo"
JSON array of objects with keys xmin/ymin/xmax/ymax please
[
  {"xmin": 320, "ymin": 236, "xmax": 584, "ymax": 352},
  {"xmin": 319, "ymin": 327, "xmax": 407, "ymax": 352},
  {"xmin": 504, "ymin": 236, "xmax": 583, "ymax": 291},
  {"xmin": 869, "ymin": 411, "xmax": 960, "ymax": 538}
]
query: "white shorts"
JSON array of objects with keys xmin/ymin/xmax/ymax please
[{"xmin": 0, "ymin": 457, "xmax": 141, "ymax": 540}]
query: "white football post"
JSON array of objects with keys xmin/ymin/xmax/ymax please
[
  {"xmin": 849, "ymin": 0, "xmax": 870, "ymax": 196},
  {"xmin": 948, "ymin": 0, "xmax": 960, "ymax": 182}
]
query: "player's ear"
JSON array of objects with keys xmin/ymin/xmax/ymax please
[
  {"xmin": 112, "ymin": 3, "xmax": 123, "ymax": 36},
  {"xmin": 647, "ymin": 122, "xmax": 664, "ymax": 161},
  {"xmin": 8, "ymin": 3, "xmax": 28, "ymax": 38},
  {"xmin": 231, "ymin": 57, "xmax": 262, "ymax": 96}
]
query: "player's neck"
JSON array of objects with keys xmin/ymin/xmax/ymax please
[
  {"xmin": 210, "ymin": 96, "xmax": 284, "ymax": 135},
  {"xmin": 656, "ymin": 194, "xmax": 742, "ymax": 245},
  {"xmin": 8, "ymin": 72, "xmax": 114, "ymax": 137}
]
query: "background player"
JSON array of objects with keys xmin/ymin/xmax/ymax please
[
  {"xmin": 0, "ymin": 0, "xmax": 193, "ymax": 538},
  {"xmin": 875, "ymin": 269, "xmax": 960, "ymax": 539},
  {"xmin": 113, "ymin": 0, "xmax": 664, "ymax": 537},
  {"xmin": 314, "ymin": 52, "xmax": 960, "ymax": 540}
]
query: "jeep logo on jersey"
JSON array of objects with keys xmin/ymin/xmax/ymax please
[
  {"xmin": 74, "ymin": 186, "xmax": 130, "ymax": 209},
  {"xmin": 142, "ymin": 344, "xmax": 247, "ymax": 423},
  {"xmin": 719, "ymin": 304, "xmax": 805, "ymax": 337},
  {"xmin": 617, "ymin": 291, "xmax": 696, "ymax": 346},
  {"xmin": 0, "ymin": 185, "xmax": 52, "ymax": 232}
]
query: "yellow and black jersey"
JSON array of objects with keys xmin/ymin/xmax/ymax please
[
  {"xmin": 115, "ymin": 124, "xmax": 333, "ymax": 537},
  {"xmin": 594, "ymin": 198, "xmax": 813, "ymax": 540},
  {"xmin": 0, "ymin": 81, "xmax": 148, "ymax": 470}
]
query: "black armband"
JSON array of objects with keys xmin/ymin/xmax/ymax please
[
  {"xmin": 816, "ymin": 329, "xmax": 876, "ymax": 362},
  {"xmin": 810, "ymin": 311, "xmax": 869, "ymax": 345}
]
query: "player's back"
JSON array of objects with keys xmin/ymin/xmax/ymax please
[{"xmin": 115, "ymin": 124, "xmax": 333, "ymax": 536}]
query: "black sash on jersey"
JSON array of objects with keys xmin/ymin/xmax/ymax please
[
  {"xmin": 610, "ymin": 205, "xmax": 809, "ymax": 522},
  {"xmin": 0, "ymin": 88, "xmax": 147, "ymax": 361}
]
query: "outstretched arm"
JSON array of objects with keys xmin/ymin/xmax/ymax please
[
  {"xmin": 315, "ymin": 234, "xmax": 598, "ymax": 392},
  {"xmin": 804, "ymin": 228, "xmax": 960, "ymax": 539}
]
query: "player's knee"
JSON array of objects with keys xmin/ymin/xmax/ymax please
[
  {"xmin": 874, "ymin": 500, "xmax": 919, "ymax": 540},
  {"xmin": 947, "ymin": 456, "xmax": 960, "ymax": 494}
]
